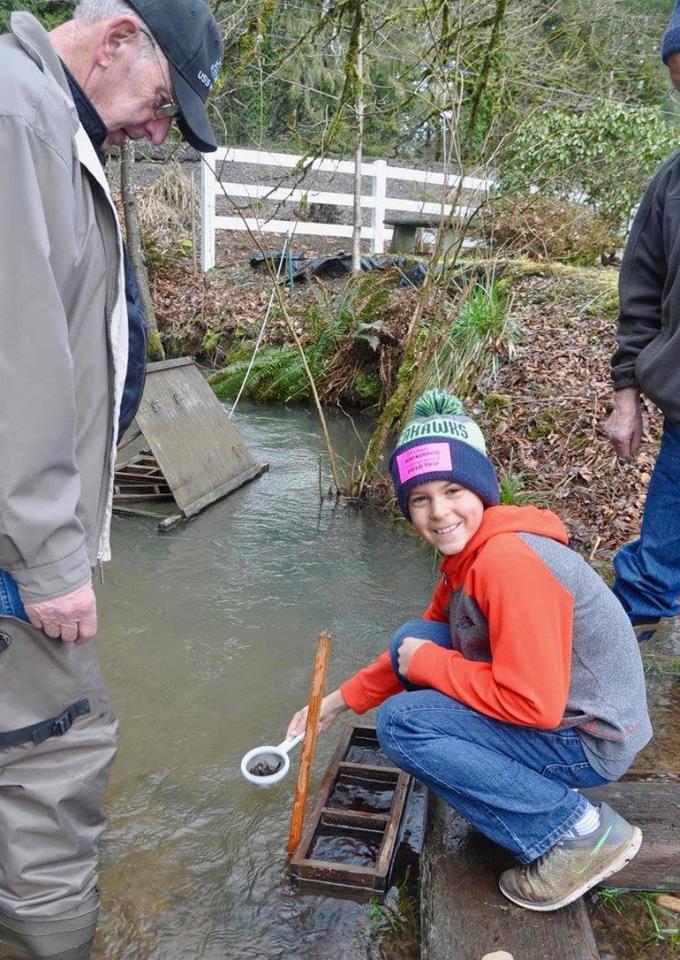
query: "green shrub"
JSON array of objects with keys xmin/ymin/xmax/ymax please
[{"xmin": 498, "ymin": 100, "xmax": 672, "ymax": 231}]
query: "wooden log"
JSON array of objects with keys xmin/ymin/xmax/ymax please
[
  {"xmin": 287, "ymin": 631, "xmax": 333, "ymax": 856},
  {"xmin": 584, "ymin": 781, "xmax": 680, "ymax": 892},
  {"xmin": 421, "ymin": 795, "xmax": 600, "ymax": 960},
  {"xmin": 421, "ymin": 781, "xmax": 680, "ymax": 959}
]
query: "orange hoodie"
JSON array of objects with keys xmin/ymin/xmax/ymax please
[{"xmin": 340, "ymin": 505, "xmax": 574, "ymax": 729}]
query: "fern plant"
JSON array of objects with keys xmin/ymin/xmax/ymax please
[
  {"xmin": 209, "ymin": 272, "xmax": 395, "ymax": 404},
  {"xmin": 209, "ymin": 345, "xmax": 312, "ymax": 402}
]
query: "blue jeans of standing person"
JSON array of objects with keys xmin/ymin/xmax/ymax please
[
  {"xmin": 612, "ymin": 419, "xmax": 680, "ymax": 627},
  {"xmin": 0, "ymin": 569, "xmax": 28, "ymax": 620},
  {"xmin": 376, "ymin": 619, "xmax": 608, "ymax": 864}
]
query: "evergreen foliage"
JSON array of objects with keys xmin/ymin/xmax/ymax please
[
  {"xmin": 498, "ymin": 99, "xmax": 673, "ymax": 229},
  {"xmin": 0, "ymin": 0, "xmax": 72, "ymax": 31}
]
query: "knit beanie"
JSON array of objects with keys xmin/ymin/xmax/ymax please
[{"xmin": 389, "ymin": 388, "xmax": 500, "ymax": 519}]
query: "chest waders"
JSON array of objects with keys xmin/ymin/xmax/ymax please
[{"xmin": 0, "ymin": 618, "xmax": 117, "ymax": 959}]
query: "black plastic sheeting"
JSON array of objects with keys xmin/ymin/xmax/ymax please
[
  {"xmin": 399, "ymin": 263, "xmax": 429, "ymax": 287},
  {"xmin": 250, "ymin": 250, "xmax": 407, "ymax": 283}
]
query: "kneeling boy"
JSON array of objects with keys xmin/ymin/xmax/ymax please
[{"xmin": 288, "ymin": 389, "xmax": 652, "ymax": 911}]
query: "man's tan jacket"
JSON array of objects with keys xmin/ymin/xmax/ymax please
[{"xmin": 0, "ymin": 13, "xmax": 128, "ymax": 604}]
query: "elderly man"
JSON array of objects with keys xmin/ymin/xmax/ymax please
[{"xmin": 0, "ymin": 2, "xmax": 222, "ymax": 957}]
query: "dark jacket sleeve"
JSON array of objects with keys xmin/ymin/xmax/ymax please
[
  {"xmin": 611, "ymin": 160, "xmax": 674, "ymax": 391},
  {"xmin": 662, "ymin": 0, "xmax": 680, "ymax": 63}
]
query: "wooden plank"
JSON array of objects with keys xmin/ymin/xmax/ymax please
[
  {"xmin": 320, "ymin": 808, "xmax": 390, "ymax": 829},
  {"xmin": 157, "ymin": 512, "xmax": 186, "ymax": 532},
  {"xmin": 133, "ymin": 359, "xmax": 268, "ymax": 517},
  {"xmin": 421, "ymin": 781, "xmax": 680, "ymax": 959},
  {"xmin": 113, "ymin": 492, "xmax": 173, "ymax": 502},
  {"xmin": 215, "ymin": 146, "xmax": 494, "ymax": 192},
  {"xmin": 214, "ymin": 216, "xmax": 375, "ymax": 240},
  {"xmin": 182, "ymin": 462, "xmax": 269, "ymax": 518},
  {"xmin": 112, "ymin": 505, "xmax": 174, "ymax": 520},
  {"xmin": 115, "ymin": 470, "xmax": 165, "ymax": 481},
  {"xmin": 584, "ymin": 781, "xmax": 680, "ymax": 892},
  {"xmin": 146, "ymin": 358, "xmax": 195, "ymax": 372},
  {"xmin": 421, "ymin": 795, "xmax": 600, "ymax": 960},
  {"xmin": 336, "ymin": 762, "xmax": 401, "ymax": 780},
  {"xmin": 374, "ymin": 769, "xmax": 411, "ymax": 882},
  {"xmin": 293, "ymin": 856, "xmax": 384, "ymax": 890}
]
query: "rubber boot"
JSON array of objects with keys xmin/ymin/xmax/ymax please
[{"xmin": 0, "ymin": 906, "xmax": 97, "ymax": 959}]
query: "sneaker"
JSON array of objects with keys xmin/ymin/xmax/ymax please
[
  {"xmin": 631, "ymin": 617, "xmax": 660, "ymax": 644},
  {"xmin": 498, "ymin": 803, "xmax": 642, "ymax": 912}
]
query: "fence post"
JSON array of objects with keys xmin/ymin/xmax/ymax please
[
  {"xmin": 200, "ymin": 153, "xmax": 216, "ymax": 272},
  {"xmin": 371, "ymin": 159, "xmax": 387, "ymax": 254}
]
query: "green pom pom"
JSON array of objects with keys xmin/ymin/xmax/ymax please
[{"xmin": 412, "ymin": 388, "xmax": 464, "ymax": 418}]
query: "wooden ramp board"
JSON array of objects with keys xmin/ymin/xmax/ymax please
[
  {"xmin": 421, "ymin": 781, "xmax": 680, "ymax": 960},
  {"xmin": 289, "ymin": 725, "xmax": 411, "ymax": 894},
  {"xmin": 129, "ymin": 358, "xmax": 268, "ymax": 518}
]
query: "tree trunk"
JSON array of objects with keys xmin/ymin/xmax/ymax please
[
  {"xmin": 351, "ymin": 3, "xmax": 364, "ymax": 273},
  {"xmin": 464, "ymin": 0, "xmax": 508, "ymax": 158},
  {"xmin": 120, "ymin": 140, "xmax": 165, "ymax": 361},
  {"xmin": 353, "ymin": 327, "xmax": 428, "ymax": 493}
]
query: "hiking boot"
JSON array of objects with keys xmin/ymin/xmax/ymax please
[
  {"xmin": 631, "ymin": 617, "xmax": 660, "ymax": 644},
  {"xmin": 498, "ymin": 803, "xmax": 642, "ymax": 912}
]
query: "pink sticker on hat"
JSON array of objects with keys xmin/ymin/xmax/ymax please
[{"xmin": 396, "ymin": 443, "xmax": 452, "ymax": 482}]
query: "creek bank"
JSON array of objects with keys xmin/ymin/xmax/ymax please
[{"xmin": 149, "ymin": 251, "xmax": 658, "ymax": 561}]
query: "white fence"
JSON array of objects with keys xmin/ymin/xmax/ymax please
[{"xmin": 200, "ymin": 147, "xmax": 493, "ymax": 272}]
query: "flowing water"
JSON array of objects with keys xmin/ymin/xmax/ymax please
[
  {"xmin": 91, "ymin": 400, "xmax": 680, "ymax": 960},
  {"xmin": 93, "ymin": 402, "xmax": 434, "ymax": 960}
]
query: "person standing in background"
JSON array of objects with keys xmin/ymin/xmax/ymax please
[{"xmin": 603, "ymin": 1, "xmax": 680, "ymax": 642}]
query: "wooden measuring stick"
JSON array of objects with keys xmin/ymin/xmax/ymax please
[{"xmin": 287, "ymin": 631, "xmax": 333, "ymax": 856}]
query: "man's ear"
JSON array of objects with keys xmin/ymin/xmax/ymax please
[{"xmin": 95, "ymin": 17, "xmax": 139, "ymax": 68}]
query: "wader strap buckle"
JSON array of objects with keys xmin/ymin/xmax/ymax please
[{"xmin": 0, "ymin": 698, "xmax": 91, "ymax": 749}]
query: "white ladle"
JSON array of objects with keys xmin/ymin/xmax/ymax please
[{"xmin": 240, "ymin": 732, "xmax": 304, "ymax": 787}]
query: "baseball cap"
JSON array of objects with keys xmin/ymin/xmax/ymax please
[{"xmin": 127, "ymin": 0, "xmax": 223, "ymax": 152}]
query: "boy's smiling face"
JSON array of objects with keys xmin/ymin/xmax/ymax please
[{"xmin": 407, "ymin": 479, "xmax": 484, "ymax": 555}]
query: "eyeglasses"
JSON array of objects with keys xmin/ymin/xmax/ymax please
[
  {"xmin": 138, "ymin": 25, "xmax": 181, "ymax": 121},
  {"xmin": 155, "ymin": 101, "xmax": 181, "ymax": 119}
]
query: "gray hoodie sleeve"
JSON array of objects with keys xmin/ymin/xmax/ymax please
[{"xmin": 0, "ymin": 115, "xmax": 91, "ymax": 602}]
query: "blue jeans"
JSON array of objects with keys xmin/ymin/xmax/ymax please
[
  {"xmin": 613, "ymin": 420, "xmax": 680, "ymax": 624},
  {"xmin": 0, "ymin": 570, "xmax": 28, "ymax": 620},
  {"xmin": 376, "ymin": 619, "xmax": 607, "ymax": 863}
]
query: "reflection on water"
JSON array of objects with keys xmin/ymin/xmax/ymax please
[
  {"xmin": 94, "ymin": 402, "xmax": 435, "ymax": 960},
  {"xmin": 309, "ymin": 826, "xmax": 383, "ymax": 868}
]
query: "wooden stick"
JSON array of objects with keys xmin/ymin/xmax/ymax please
[{"xmin": 287, "ymin": 631, "xmax": 333, "ymax": 856}]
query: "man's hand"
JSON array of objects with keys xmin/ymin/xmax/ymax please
[
  {"xmin": 397, "ymin": 636, "xmax": 428, "ymax": 677},
  {"xmin": 604, "ymin": 387, "xmax": 643, "ymax": 461},
  {"xmin": 287, "ymin": 688, "xmax": 348, "ymax": 738},
  {"xmin": 24, "ymin": 581, "xmax": 97, "ymax": 644},
  {"xmin": 668, "ymin": 51, "xmax": 680, "ymax": 91}
]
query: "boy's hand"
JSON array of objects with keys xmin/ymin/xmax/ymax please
[
  {"xmin": 397, "ymin": 636, "xmax": 428, "ymax": 677},
  {"xmin": 287, "ymin": 688, "xmax": 348, "ymax": 738}
]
